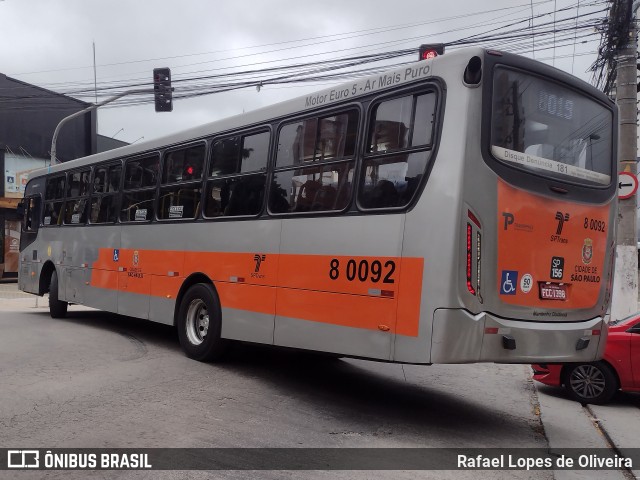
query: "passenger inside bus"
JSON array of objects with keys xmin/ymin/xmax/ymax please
[
  {"xmin": 311, "ymin": 185, "xmax": 337, "ymax": 211},
  {"xmin": 293, "ymin": 180, "xmax": 321, "ymax": 212}
]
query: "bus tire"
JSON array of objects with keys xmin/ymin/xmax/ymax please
[
  {"xmin": 177, "ymin": 283, "xmax": 228, "ymax": 362},
  {"xmin": 49, "ymin": 270, "xmax": 68, "ymax": 319}
]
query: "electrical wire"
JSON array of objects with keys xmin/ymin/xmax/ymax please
[{"xmin": 0, "ymin": 0, "xmax": 609, "ymax": 111}]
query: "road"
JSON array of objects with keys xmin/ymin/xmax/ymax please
[{"xmin": 0, "ymin": 285, "xmax": 638, "ymax": 480}]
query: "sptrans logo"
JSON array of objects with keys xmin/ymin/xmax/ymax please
[
  {"xmin": 252, "ymin": 254, "xmax": 267, "ymax": 279},
  {"xmin": 555, "ymin": 211, "xmax": 570, "ymax": 235},
  {"xmin": 253, "ymin": 254, "xmax": 266, "ymax": 273},
  {"xmin": 551, "ymin": 212, "xmax": 570, "ymax": 244}
]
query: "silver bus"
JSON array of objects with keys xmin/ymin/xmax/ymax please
[{"xmin": 18, "ymin": 47, "xmax": 617, "ymax": 364}]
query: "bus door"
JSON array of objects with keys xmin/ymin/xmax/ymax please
[
  {"xmin": 18, "ymin": 195, "xmax": 40, "ymax": 293},
  {"xmin": 61, "ymin": 169, "xmax": 92, "ymax": 304},
  {"xmin": 116, "ymin": 155, "xmax": 158, "ymax": 319}
]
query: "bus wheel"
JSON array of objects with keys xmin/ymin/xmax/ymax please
[
  {"xmin": 177, "ymin": 283, "xmax": 228, "ymax": 362},
  {"xmin": 49, "ymin": 270, "xmax": 68, "ymax": 318}
]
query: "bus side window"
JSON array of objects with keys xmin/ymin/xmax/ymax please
[
  {"xmin": 64, "ymin": 169, "xmax": 91, "ymax": 225},
  {"xmin": 121, "ymin": 155, "xmax": 159, "ymax": 223},
  {"xmin": 43, "ymin": 175, "xmax": 65, "ymax": 226},
  {"xmin": 369, "ymin": 96, "xmax": 412, "ymax": 152},
  {"xmin": 204, "ymin": 131, "xmax": 269, "ymax": 218},
  {"xmin": 90, "ymin": 163, "xmax": 122, "ymax": 224},
  {"xmin": 22, "ymin": 197, "xmax": 40, "ymax": 232},
  {"xmin": 125, "ymin": 161, "xmax": 143, "ymax": 189},
  {"xmin": 108, "ymin": 164, "xmax": 122, "ymax": 192},
  {"xmin": 359, "ymin": 91, "xmax": 437, "ymax": 210},
  {"xmin": 270, "ymin": 110, "xmax": 358, "ymax": 214},
  {"xmin": 93, "ymin": 167, "xmax": 107, "ymax": 194},
  {"xmin": 158, "ymin": 144, "xmax": 205, "ymax": 221},
  {"xmin": 163, "ymin": 144, "xmax": 205, "ymax": 184}
]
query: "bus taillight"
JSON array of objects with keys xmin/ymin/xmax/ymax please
[
  {"xmin": 476, "ymin": 231, "xmax": 482, "ymax": 302},
  {"xmin": 466, "ymin": 223, "xmax": 476, "ymax": 295},
  {"xmin": 466, "ymin": 210, "xmax": 483, "ymax": 302}
]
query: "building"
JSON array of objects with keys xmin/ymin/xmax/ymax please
[{"xmin": 0, "ymin": 73, "xmax": 97, "ymax": 278}]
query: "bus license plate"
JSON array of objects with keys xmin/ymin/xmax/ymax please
[{"xmin": 539, "ymin": 283, "xmax": 567, "ymax": 301}]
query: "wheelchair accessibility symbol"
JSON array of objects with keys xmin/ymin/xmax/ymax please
[{"xmin": 500, "ymin": 270, "xmax": 518, "ymax": 295}]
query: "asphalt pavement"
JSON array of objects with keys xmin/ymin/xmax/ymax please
[{"xmin": 0, "ymin": 281, "xmax": 638, "ymax": 479}]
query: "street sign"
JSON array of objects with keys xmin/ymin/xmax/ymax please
[{"xmin": 618, "ymin": 172, "xmax": 638, "ymax": 199}]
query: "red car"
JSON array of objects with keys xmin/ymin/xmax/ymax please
[{"xmin": 532, "ymin": 313, "xmax": 640, "ymax": 404}]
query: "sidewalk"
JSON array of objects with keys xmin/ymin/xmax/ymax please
[
  {"xmin": 535, "ymin": 385, "xmax": 638, "ymax": 480},
  {"xmin": 0, "ymin": 280, "xmax": 35, "ymax": 300}
]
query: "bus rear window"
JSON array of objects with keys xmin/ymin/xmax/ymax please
[{"xmin": 491, "ymin": 67, "xmax": 612, "ymax": 186}]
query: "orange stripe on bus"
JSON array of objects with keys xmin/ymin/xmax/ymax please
[
  {"xmin": 216, "ymin": 282, "xmax": 277, "ymax": 316},
  {"xmin": 276, "ymin": 288, "xmax": 396, "ymax": 333},
  {"xmin": 89, "ymin": 249, "xmax": 424, "ymax": 337}
]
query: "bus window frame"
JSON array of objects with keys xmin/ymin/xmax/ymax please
[
  {"xmin": 267, "ymin": 104, "xmax": 363, "ymax": 217},
  {"xmin": 120, "ymin": 152, "xmax": 161, "ymax": 224},
  {"xmin": 19, "ymin": 193, "xmax": 41, "ymax": 252},
  {"xmin": 202, "ymin": 126, "xmax": 272, "ymax": 221},
  {"xmin": 62, "ymin": 167, "xmax": 92, "ymax": 226},
  {"xmin": 157, "ymin": 140, "xmax": 208, "ymax": 222},
  {"xmin": 21, "ymin": 195, "xmax": 41, "ymax": 233},
  {"xmin": 480, "ymin": 52, "xmax": 617, "ymax": 204},
  {"xmin": 42, "ymin": 174, "xmax": 66, "ymax": 227},
  {"xmin": 88, "ymin": 160, "xmax": 124, "ymax": 225},
  {"xmin": 356, "ymin": 83, "xmax": 442, "ymax": 213},
  {"xmin": 161, "ymin": 140, "xmax": 207, "ymax": 186}
]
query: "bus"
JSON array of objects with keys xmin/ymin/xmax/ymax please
[{"xmin": 18, "ymin": 47, "xmax": 617, "ymax": 364}]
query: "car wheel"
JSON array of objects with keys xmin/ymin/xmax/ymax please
[
  {"xmin": 177, "ymin": 283, "xmax": 228, "ymax": 362},
  {"xmin": 49, "ymin": 270, "xmax": 68, "ymax": 318},
  {"xmin": 564, "ymin": 361, "xmax": 618, "ymax": 405}
]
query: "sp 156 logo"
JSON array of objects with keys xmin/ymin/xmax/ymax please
[{"xmin": 550, "ymin": 256, "xmax": 564, "ymax": 280}]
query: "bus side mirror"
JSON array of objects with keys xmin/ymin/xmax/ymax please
[{"xmin": 16, "ymin": 201, "xmax": 25, "ymax": 219}]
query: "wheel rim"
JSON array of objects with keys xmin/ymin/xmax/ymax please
[
  {"xmin": 569, "ymin": 365, "xmax": 606, "ymax": 400},
  {"xmin": 185, "ymin": 298, "xmax": 209, "ymax": 346}
]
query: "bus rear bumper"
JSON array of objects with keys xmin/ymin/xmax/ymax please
[{"xmin": 430, "ymin": 308, "xmax": 605, "ymax": 364}]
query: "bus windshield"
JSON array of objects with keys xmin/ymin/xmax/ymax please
[{"xmin": 490, "ymin": 67, "xmax": 613, "ymax": 186}]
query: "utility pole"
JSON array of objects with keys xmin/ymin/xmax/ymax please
[{"xmin": 611, "ymin": 0, "xmax": 638, "ymax": 320}]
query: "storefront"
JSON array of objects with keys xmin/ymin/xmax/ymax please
[
  {"xmin": 0, "ymin": 151, "xmax": 50, "ymax": 278},
  {"xmin": 0, "ymin": 72, "xmax": 98, "ymax": 279}
]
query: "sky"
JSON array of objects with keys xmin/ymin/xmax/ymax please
[{"xmin": 0, "ymin": 0, "xmax": 607, "ymax": 148}]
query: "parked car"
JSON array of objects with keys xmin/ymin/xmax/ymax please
[{"xmin": 532, "ymin": 313, "xmax": 640, "ymax": 404}]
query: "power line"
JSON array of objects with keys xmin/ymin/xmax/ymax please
[
  {"xmin": 0, "ymin": 1, "xmax": 609, "ymax": 112},
  {"xmin": 9, "ymin": 0, "xmax": 559, "ymax": 78}
]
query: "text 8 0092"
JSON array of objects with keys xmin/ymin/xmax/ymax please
[{"xmin": 329, "ymin": 259, "xmax": 396, "ymax": 283}]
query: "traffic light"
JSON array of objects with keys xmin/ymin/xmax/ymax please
[
  {"xmin": 418, "ymin": 44, "xmax": 445, "ymax": 61},
  {"xmin": 153, "ymin": 68, "xmax": 173, "ymax": 112}
]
